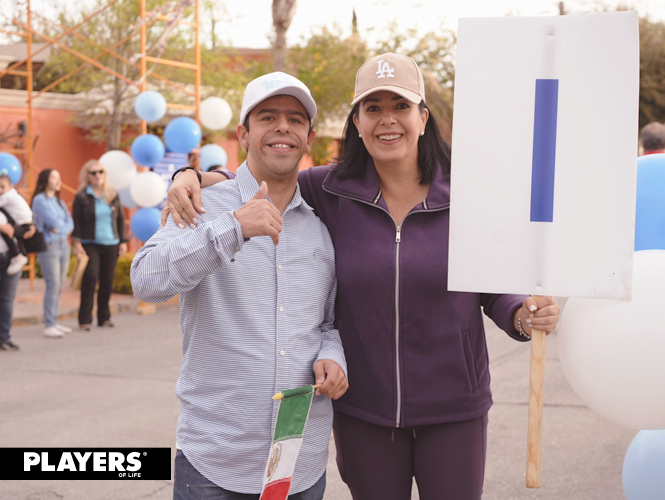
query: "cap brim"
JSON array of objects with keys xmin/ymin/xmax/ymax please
[
  {"xmin": 240, "ymin": 87, "xmax": 317, "ymax": 124},
  {"xmin": 351, "ymin": 85, "xmax": 423, "ymax": 106}
]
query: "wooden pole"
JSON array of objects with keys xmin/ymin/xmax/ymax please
[{"xmin": 526, "ymin": 295, "xmax": 546, "ymax": 488}]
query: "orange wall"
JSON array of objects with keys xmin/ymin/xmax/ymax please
[{"xmin": 0, "ymin": 108, "xmax": 106, "ymax": 205}]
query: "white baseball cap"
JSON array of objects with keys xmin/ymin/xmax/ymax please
[{"xmin": 239, "ymin": 72, "xmax": 317, "ymax": 125}]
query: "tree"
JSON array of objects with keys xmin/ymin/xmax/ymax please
[
  {"xmin": 35, "ymin": 0, "xmax": 195, "ymax": 150},
  {"xmin": 272, "ymin": 0, "xmax": 297, "ymax": 72},
  {"xmin": 638, "ymin": 16, "xmax": 665, "ymax": 128}
]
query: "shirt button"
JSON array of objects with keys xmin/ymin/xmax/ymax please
[
  {"xmin": 279, "ymin": 306, "xmax": 284, "ymax": 312},
  {"xmin": 280, "ymin": 350, "xmax": 286, "ymax": 356},
  {"xmin": 278, "ymin": 264, "xmax": 283, "ymax": 270}
]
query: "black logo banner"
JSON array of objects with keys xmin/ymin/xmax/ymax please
[{"xmin": 0, "ymin": 448, "xmax": 171, "ymax": 480}]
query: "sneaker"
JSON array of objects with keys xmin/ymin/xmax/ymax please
[
  {"xmin": 6, "ymin": 254, "xmax": 28, "ymax": 275},
  {"xmin": 55, "ymin": 324, "xmax": 72, "ymax": 334},
  {"xmin": 99, "ymin": 321, "xmax": 114, "ymax": 328},
  {"xmin": 0, "ymin": 340, "xmax": 20, "ymax": 351},
  {"xmin": 79, "ymin": 324, "xmax": 91, "ymax": 331},
  {"xmin": 44, "ymin": 326, "xmax": 64, "ymax": 338}
]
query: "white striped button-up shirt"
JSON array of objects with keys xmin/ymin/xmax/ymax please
[{"xmin": 131, "ymin": 163, "xmax": 346, "ymax": 494}]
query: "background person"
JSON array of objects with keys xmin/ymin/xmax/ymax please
[
  {"xmin": 72, "ymin": 160, "xmax": 127, "ymax": 331},
  {"xmin": 0, "ymin": 170, "xmax": 37, "ymax": 275},
  {"xmin": 0, "ymin": 210, "xmax": 21, "ymax": 351},
  {"xmin": 31, "ymin": 168, "xmax": 74, "ymax": 338},
  {"xmin": 165, "ymin": 54, "xmax": 560, "ymax": 500},
  {"xmin": 639, "ymin": 121, "xmax": 665, "ymax": 155}
]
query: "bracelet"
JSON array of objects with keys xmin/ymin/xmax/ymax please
[
  {"xmin": 171, "ymin": 166, "xmax": 202, "ymax": 185},
  {"xmin": 517, "ymin": 315, "xmax": 531, "ymax": 339}
]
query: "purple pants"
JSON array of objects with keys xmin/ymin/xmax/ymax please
[{"xmin": 333, "ymin": 410, "xmax": 488, "ymax": 500}]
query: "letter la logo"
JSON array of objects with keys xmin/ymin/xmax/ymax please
[{"xmin": 375, "ymin": 60, "xmax": 395, "ymax": 79}]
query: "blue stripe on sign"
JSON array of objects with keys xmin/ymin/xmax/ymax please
[{"xmin": 530, "ymin": 79, "xmax": 559, "ymax": 223}]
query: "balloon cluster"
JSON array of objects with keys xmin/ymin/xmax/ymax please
[
  {"xmin": 558, "ymin": 154, "xmax": 665, "ymax": 499},
  {"xmin": 100, "ymin": 91, "xmax": 232, "ymax": 242}
]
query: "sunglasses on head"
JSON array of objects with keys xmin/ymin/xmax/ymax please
[{"xmin": 89, "ymin": 170, "xmax": 104, "ymax": 176}]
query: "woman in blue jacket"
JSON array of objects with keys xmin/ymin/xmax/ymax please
[
  {"xmin": 31, "ymin": 169, "xmax": 74, "ymax": 339},
  {"xmin": 164, "ymin": 54, "xmax": 561, "ymax": 500}
]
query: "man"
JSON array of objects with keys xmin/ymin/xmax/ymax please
[
  {"xmin": 131, "ymin": 72, "xmax": 348, "ymax": 500},
  {"xmin": 639, "ymin": 121, "xmax": 665, "ymax": 155}
]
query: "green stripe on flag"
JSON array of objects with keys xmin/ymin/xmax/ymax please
[{"xmin": 272, "ymin": 385, "xmax": 314, "ymax": 442}]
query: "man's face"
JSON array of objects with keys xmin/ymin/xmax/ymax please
[
  {"xmin": 237, "ymin": 95, "xmax": 315, "ymax": 181},
  {"xmin": 0, "ymin": 177, "xmax": 12, "ymax": 195}
]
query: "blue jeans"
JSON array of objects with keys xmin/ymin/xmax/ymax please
[
  {"xmin": 0, "ymin": 251, "xmax": 22, "ymax": 343},
  {"xmin": 173, "ymin": 449, "xmax": 326, "ymax": 500},
  {"xmin": 37, "ymin": 238, "xmax": 71, "ymax": 328}
]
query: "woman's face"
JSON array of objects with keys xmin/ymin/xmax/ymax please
[
  {"xmin": 47, "ymin": 170, "xmax": 61, "ymax": 192},
  {"xmin": 87, "ymin": 164, "xmax": 105, "ymax": 189},
  {"xmin": 353, "ymin": 90, "xmax": 428, "ymax": 170}
]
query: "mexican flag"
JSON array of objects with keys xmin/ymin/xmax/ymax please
[{"xmin": 259, "ymin": 385, "xmax": 315, "ymax": 500}]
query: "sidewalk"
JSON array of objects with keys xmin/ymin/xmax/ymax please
[{"xmin": 11, "ymin": 276, "xmax": 173, "ymax": 326}]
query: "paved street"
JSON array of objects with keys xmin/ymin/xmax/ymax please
[{"xmin": 1, "ymin": 301, "xmax": 635, "ymax": 499}]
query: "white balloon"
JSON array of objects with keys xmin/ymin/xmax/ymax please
[
  {"xmin": 129, "ymin": 171, "xmax": 167, "ymax": 208},
  {"xmin": 559, "ymin": 250, "xmax": 665, "ymax": 430},
  {"xmin": 117, "ymin": 186, "xmax": 138, "ymax": 209},
  {"xmin": 199, "ymin": 97, "xmax": 233, "ymax": 130},
  {"xmin": 99, "ymin": 150, "xmax": 136, "ymax": 190}
]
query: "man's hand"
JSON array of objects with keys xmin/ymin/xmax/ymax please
[
  {"xmin": 234, "ymin": 182, "xmax": 282, "ymax": 245},
  {"xmin": 161, "ymin": 169, "xmax": 204, "ymax": 228},
  {"xmin": 313, "ymin": 359, "xmax": 348, "ymax": 400}
]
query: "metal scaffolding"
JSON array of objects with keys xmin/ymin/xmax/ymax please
[{"xmin": 0, "ymin": 0, "xmax": 201, "ymax": 287}]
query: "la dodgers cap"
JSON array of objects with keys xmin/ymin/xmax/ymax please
[
  {"xmin": 351, "ymin": 53, "xmax": 426, "ymax": 106},
  {"xmin": 239, "ymin": 72, "xmax": 317, "ymax": 125}
]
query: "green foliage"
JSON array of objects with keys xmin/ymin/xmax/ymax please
[
  {"xmin": 112, "ymin": 252, "xmax": 134, "ymax": 295},
  {"xmin": 638, "ymin": 16, "xmax": 665, "ymax": 127}
]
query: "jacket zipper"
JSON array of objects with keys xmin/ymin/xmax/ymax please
[
  {"xmin": 322, "ymin": 185, "xmax": 448, "ymax": 427},
  {"xmin": 394, "ymin": 224, "xmax": 402, "ymax": 427}
]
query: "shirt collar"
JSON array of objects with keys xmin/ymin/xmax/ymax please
[
  {"xmin": 236, "ymin": 161, "xmax": 311, "ymax": 213},
  {"xmin": 85, "ymin": 185, "xmax": 100, "ymax": 199},
  {"xmin": 322, "ymin": 158, "xmax": 450, "ymax": 210}
]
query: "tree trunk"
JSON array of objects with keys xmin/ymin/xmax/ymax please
[{"xmin": 272, "ymin": 0, "xmax": 297, "ymax": 72}]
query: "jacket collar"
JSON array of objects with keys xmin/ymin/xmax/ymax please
[
  {"xmin": 322, "ymin": 158, "xmax": 450, "ymax": 210},
  {"xmin": 236, "ymin": 161, "xmax": 311, "ymax": 213}
]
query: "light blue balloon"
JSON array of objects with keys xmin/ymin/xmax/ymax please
[
  {"xmin": 199, "ymin": 144, "xmax": 228, "ymax": 171},
  {"xmin": 0, "ymin": 152, "xmax": 22, "ymax": 185},
  {"xmin": 131, "ymin": 134, "xmax": 165, "ymax": 167},
  {"xmin": 163, "ymin": 117, "xmax": 201, "ymax": 154},
  {"xmin": 130, "ymin": 207, "xmax": 162, "ymax": 242},
  {"xmin": 623, "ymin": 429, "xmax": 665, "ymax": 500},
  {"xmin": 635, "ymin": 153, "xmax": 665, "ymax": 250},
  {"xmin": 134, "ymin": 91, "xmax": 167, "ymax": 122},
  {"xmin": 118, "ymin": 186, "xmax": 138, "ymax": 209}
]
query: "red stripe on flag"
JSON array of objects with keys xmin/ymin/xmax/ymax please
[{"xmin": 260, "ymin": 477, "xmax": 292, "ymax": 500}]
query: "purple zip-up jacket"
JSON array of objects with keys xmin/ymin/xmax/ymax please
[{"xmin": 297, "ymin": 161, "xmax": 528, "ymax": 428}]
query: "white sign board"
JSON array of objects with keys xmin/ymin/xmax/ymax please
[{"xmin": 448, "ymin": 11, "xmax": 639, "ymax": 299}]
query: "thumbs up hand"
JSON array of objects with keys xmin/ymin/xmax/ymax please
[{"xmin": 233, "ymin": 182, "xmax": 283, "ymax": 245}]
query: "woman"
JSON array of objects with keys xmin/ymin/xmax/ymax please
[
  {"xmin": 0, "ymin": 210, "xmax": 21, "ymax": 350},
  {"xmin": 165, "ymin": 54, "xmax": 560, "ymax": 500},
  {"xmin": 72, "ymin": 160, "xmax": 127, "ymax": 330},
  {"xmin": 31, "ymin": 169, "xmax": 75, "ymax": 338}
]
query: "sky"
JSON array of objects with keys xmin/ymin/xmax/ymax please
[
  {"xmin": 2, "ymin": 0, "xmax": 664, "ymax": 50},
  {"xmin": 213, "ymin": 0, "xmax": 665, "ymax": 49}
]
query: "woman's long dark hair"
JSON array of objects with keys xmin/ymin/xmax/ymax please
[
  {"xmin": 31, "ymin": 169, "xmax": 66, "ymax": 213},
  {"xmin": 333, "ymin": 101, "xmax": 451, "ymax": 185}
]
